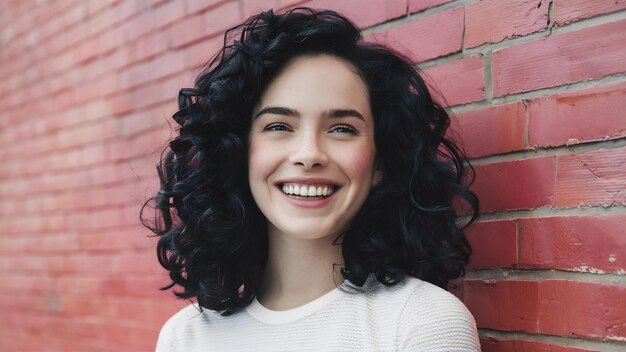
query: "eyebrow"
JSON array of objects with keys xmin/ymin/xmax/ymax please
[{"xmin": 253, "ymin": 106, "xmax": 365, "ymax": 121}]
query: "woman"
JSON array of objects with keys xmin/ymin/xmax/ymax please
[{"xmin": 144, "ymin": 7, "xmax": 480, "ymax": 351}]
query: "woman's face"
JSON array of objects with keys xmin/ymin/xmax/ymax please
[{"xmin": 248, "ymin": 54, "xmax": 381, "ymax": 241}]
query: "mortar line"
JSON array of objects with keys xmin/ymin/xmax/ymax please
[
  {"xmin": 448, "ymin": 73, "xmax": 626, "ymax": 113},
  {"xmin": 547, "ymin": 0, "xmax": 555, "ymax": 34},
  {"xmin": 466, "ymin": 137, "xmax": 626, "ymax": 165},
  {"xmin": 362, "ymin": 0, "xmax": 473, "ymax": 33},
  {"xmin": 463, "ymin": 204, "xmax": 626, "ymax": 222},
  {"xmin": 479, "ymin": 329, "xmax": 626, "ymax": 351},
  {"xmin": 414, "ymin": 7, "xmax": 626, "ymax": 69},
  {"xmin": 465, "ymin": 269, "xmax": 626, "ymax": 284}
]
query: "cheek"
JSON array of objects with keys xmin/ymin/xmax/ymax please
[
  {"xmin": 248, "ymin": 141, "xmax": 275, "ymax": 181},
  {"xmin": 343, "ymin": 146, "xmax": 377, "ymax": 178},
  {"xmin": 248, "ymin": 146, "xmax": 263, "ymax": 177}
]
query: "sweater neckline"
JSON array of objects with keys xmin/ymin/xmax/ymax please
[{"xmin": 245, "ymin": 281, "xmax": 348, "ymax": 325}]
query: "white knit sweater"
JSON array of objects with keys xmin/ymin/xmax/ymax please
[{"xmin": 155, "ymin": 275, "xmax": 480, "ymax": 351}]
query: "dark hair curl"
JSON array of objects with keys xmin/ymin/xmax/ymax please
[{"xmin": 141, "ymin": 7, "xmax": 479, "ymax": 316}]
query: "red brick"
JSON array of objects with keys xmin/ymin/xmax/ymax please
[
  {"xmin": 472, "ymin": 157, "xmax": 555, "ymax": 212},
  {"xmin": 463, "ymin": 279, "xmax": 539, "ymax": 333},
  {"xmin": 121, "ymin": 6, "xmax": 159, "ymax": 44},
  {"xmin": 455, "ymin": 102, "xmax": 526, "ymax": 157},
  {"xmin": 129, "ymin": 76, "xmax": 179, "ymax": 109},
  {"xmin": 58, "ymin": 294, "xmax": 108, "ymax": 316},
  {"xmin": 493, "ymin": 19, "xmax": 626, "ymax": 97},
  {"xmin": 113, "ymin": 0, "xmax": 155, "ymax": 25},
  {"xmin": 529, "ymin": 82, "xmax": 626, "ymax": 147},
  {"xmin": 465, "ymin": 0, "xmax": 549, "ymax": 48},
  {"xmin": 183, "ymin": 36, "xmax": 224, "ymax": 72},
  {"xmin": 96, "ymin": 25, "xmax": 125, "ymax": 55},
  {"xmin": 422, "ymin": 55, "xmax": 484, "ymax": 106},
  {"xmin": 153, "ymin": 50, "xmax": 189, "ymax": 79},
  {"xmin": 480, "ymin": 337, "xmax": 596, "ymax": 352},
  {"xmin": 204, "ymin": 0, "xmax": 243, "ymax": 36},
  {"xmin": 80, "ymin": 143, "xmax": 109, "ymax": 166},
  {"xmin": 520, "ymin": 215, "xmax": 626, "ymax": 273},
  {"xmin": 79, "ymin": 228, "xmax": 134, "ymax": 252},
  {"xmin": 554, "ymin": 0, "xmax": 626, "ymax": 25},
  {"xmin": 465, "ymin": 220, "xmax": 517, "ymax": 269},
  {"xmin": 129, "ymin": 32, "xmax": 168, "ymax": 63},
  {"xmin": 86, "ymin": 162, "xmax": 128, "ymax": 185},
  {"xmin": 113, "ymin": 252, "xmax": 163, "ymax": 276},
  {"xmin": 538, "ymin": 280, "xmax": 626, "ymax": 340},
  {"xmin": 154, "ymin": 0, "xmax": 187, "ymax": 29},
  {"xmin": 167, "ymin": 14, "xmax": 207, "ymax": 49},
  {"xmin": 308, "ymin": 0, "xmax": 406, "ymax": 28},
  {"xmin": 241, "ymin": 0, "xmax": 280, "ymax": 19},
  {"xmin": 109, "ymin": 92, "xmax": 133, "ymax": 116},
  {"xmin": 367, "ymin": 8, "xmax": 464, "ymax": 63},
  {"xmin": 186, "ymin": 0, "xmax": 230, "ymax": 15},
  {"xmin": 101, "ymin": 322, "xmax": 160, "ymax": 348},
  {"xmin": 99, "ymin": 275, "xmax": 171, "ymax": 299},
  {"xmin": 409, "ymin": 0, "xmax": 453, "ymax": 13},
  {"xmin": 555, "ymin": 147, "xmax": 626, "ymax": 207}
]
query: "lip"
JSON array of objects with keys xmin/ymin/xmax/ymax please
[{"xmin": 275, "ymin": 177, "xmax": 341, "ymax": 187}]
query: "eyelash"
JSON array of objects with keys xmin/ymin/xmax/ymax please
[
  {"xmin": 263, "ymin": 123, "xmax": 358, "ymax": 135},
  {"xmin": 330, "ymin": 124, "xmax": 357, "ymax": 135}
]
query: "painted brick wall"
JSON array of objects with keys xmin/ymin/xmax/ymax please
[{"xmin": 0, "ymin": 0, "xmax": 624, "ymax": 351}]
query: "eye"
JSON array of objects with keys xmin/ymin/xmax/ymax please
[
  {"xmin": 330, "ymin": 124, "xmax": 358, "ymax": 135},
  {"xmin": 263, "ymin": 123, "xmax": 290, "ymax": 132}
]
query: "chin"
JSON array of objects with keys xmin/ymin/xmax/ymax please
[{"xmin": 271, "ymin": 222, "xmax": 343, "ymax": 241}]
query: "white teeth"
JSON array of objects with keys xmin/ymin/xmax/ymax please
[{"xmin": 280, "ymin": 184, "xmax": 336, "ymax": 197}]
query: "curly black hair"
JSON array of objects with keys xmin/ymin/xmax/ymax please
[{"xmin": 141, "ymin": 7, "xmax": 479, "ymax": 316}]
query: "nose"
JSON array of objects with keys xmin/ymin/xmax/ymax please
[{"xmin": 288, "ymin": 132, "xmax": 329, "ymax": 170}]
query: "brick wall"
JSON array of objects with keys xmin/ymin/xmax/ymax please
[{"xmin": 0, "ymin": 0, "xmax": 624, "ymax": 351}]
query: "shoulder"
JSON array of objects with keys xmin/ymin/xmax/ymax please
[
  {"xmin": 155, "ymin": 303, "xmax": 212, "ymax": 352},
  {"xmin": 395, "ymin": 276, "xmax": 481, "ymax": 351}
]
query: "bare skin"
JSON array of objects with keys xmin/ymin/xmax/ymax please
[{"xmin": 256, "ymin": 226, "xmax": 345, "ymax": 311}]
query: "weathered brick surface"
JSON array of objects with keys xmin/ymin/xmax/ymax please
[
  {"xmin": 471, "ymin": 157, "xmax": 556, "ymax": 212},
  {"xmin": 529, "ymin": 82, "xmax": 626, "ymax": 147},
  {"xmin": 465, "ymin": 0, "xmax": 550, "ymax": 48},
  {"xmin": 465, "ymin": 220, "xmax": 518, "ymax": 269},
  {"xmin": 2, "ymin": 1, "xmax": 626, "ymax": 350},
  {"xmin": 408, "ymin": 0, "xmax": 453, "ymax": 13},
  {"xmin": 554, "ymin": 0, "xmax": 626, "ymax": 25},
  {"xmin": 519, "ymin": 215, "xmax": 626, "ymax": 273},
  {"xmin": 455, "ymin": 102, "xmax": 526, "ymax": 157},
  {"xmin": 423, "ymin": 55, "xmax": 484, "ymax": 106},
  {"xmin": 555, "ymin": 147, "xmax": 626, "ymax": 207},
  {"xmin": 538, "ymin": 281, "xmax": 626, "ymax": 340},
  {"xmin": 309, "ymin": 0, "xmax": 406, "ymax": 28},
  {"xmin": 465, "ymin": 279, "xmax": 626, "ymax": 341},
  {"xmin": 367, "ymin": 7, "xmax": 464, "ymax": 63},
  {"xmin": 492, "ymin": 19, "xmax": 626, "ymax": 97},
  {"xmin": 464, "ymin": 279, "xmax": 540, "ymax": 333},
  {"xmin": 480, "ymin": 338, "xmax": 596, "ymax": 352}
]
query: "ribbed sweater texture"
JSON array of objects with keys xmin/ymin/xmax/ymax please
[{"xmin": 155, "ymin": 275, "xmax": 481, "ymax": 351}]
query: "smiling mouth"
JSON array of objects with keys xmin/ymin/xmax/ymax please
[{"xmin": 278, "ymin": 183, "xmax": 338, "ymax": 198}]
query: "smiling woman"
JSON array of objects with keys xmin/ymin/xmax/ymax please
[
  {"xmin": 249, "ymin": 55, "xmax": 379, "ymax": 242},
  {"xmin": 142, "ymin": 7, "xmax": 480, "ymax": 352}
]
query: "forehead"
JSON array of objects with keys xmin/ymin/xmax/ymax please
[{"xmin": 255, "ymin": 54, "xmax": 371, "ymax": 118}]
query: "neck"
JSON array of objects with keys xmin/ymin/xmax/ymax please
[{"xmin": 257, "ymin": 225, "xmax": 345, "ymax": 311}]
